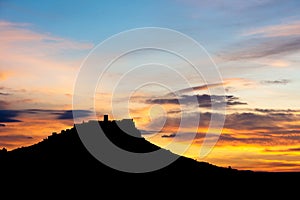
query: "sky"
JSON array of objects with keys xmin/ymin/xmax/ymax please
[{"xmin": 1, "ymin": 0, "xmax": 300, "ymax": 172}]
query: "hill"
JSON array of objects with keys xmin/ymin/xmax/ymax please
[{"xmin": 0, "ymin": 117, "xmax": 299, "ymax": 189}]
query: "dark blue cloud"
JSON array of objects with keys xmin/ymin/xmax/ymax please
[
  {"xmin": 57, "ymin": 110, "xmax": 92, "ymax": 120},
  {"xmin": 0, "ymin": 109, "xmax": 93, "ymax": 122},
  {"xmin": 146, "ymin": 94, "xmax": 247, "ymax": 108},
  {"xmin": 0, "ymin": 110, "xmax": 21, "ymax": 122},
  {"xmin": 23, "ymin": 109, "xmax": 57, "ymax": 114}
]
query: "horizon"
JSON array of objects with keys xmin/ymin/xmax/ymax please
[{"xmin": 1, "ymin": 0, "xmax": 300, "ymax": 172}]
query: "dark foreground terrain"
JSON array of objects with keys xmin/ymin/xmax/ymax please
[{"xmin": 0, "ymin": 119, "xmax": 299, "ymax": 191}]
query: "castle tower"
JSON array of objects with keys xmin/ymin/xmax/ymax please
[{"xmin": 104, "ymin": 114, "xmax": 108, "ymax": 122}]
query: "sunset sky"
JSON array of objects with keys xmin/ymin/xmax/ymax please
[{"xmin": 1, "ymin": 0, "xmax": 300, "ymax": 172}]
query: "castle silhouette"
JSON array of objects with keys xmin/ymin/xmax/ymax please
[{"xmin": 77, "ymin": 114, "xmax": 142, "ymax": 138}]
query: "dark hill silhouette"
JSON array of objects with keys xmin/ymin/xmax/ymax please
[{"xmin": 0, "ymin": 116, "xmax": 300, "ymax": 190}]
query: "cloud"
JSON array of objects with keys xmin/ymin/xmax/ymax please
[
  {"xmin": 146, "ymin": 98, "xmax": 179, "ymax": 105},
  {"xmin": 15, "ymin": 109, "xmax": 93, "ymax": 120},
  {"xmin": 57, "ymin": 110, "xmax": 93, "ymax": 120},
  {"xmin": 223, "ymin": 37, "xmax": 300, "ymax": 60},
  {"xmin": 148, "ymin": 110, "xmax": 300, "ymax": 142},
  {"xmin": 146, "ymin": 112, "xmax": 218, "ymax": 133},
  {"xmin": 0, "ymin": 109, "xmax": 93, "ymax": 122},
  {"xmin": 161, "ymin": 133, "xmax": 176, "ymax": 138},
  {"xmin": 167, "ymin": 110, "xmax": 181, "ymax": 114},
  {"xmin": 0, "ymin": 92, "xmax": 11, "ymax": 95},
  {"xmin": 219, "ymin": 134, "xmax": 273, "ymax": 144},
  {"xmin": 0, "ymin": 135, "xmax": 33, "ymax": 141},
  {"xmin": 0, "ymin": 100, "xmax": 10, "ymax": 109},
  {"xmin": 0, "ymin": 21, "xmax": 29, "ymax": 27},
  {"xmin": 195, "ymin": 112, "xmax": 282, "ymax": 131},
  {"xmin": 0, "ymin": 134, "xmax": 33, "ymax": 149},
  {"xmin": 284, "ymin": 147, "xmax": 300, "ymax": 151},
  {"xmin": 265, "ymin": 147, "xmax": 300, "ymax": 152},
  {"xmin": 64, "ymin": 93, "xmax": 72, "ymax": 98},
  {"xmin": 0, "ymin": 20, "xmax": 93, "ymax": 50},
  {"xmin": 222, "ymin": 20, "xmax": 300, "ymax": 60},
  {"xmin": 0, "ymin": 124, "xmax": 5, "ymax": 127},
  {"xmin": 224, "ymin": 112, "xmax": 297, "ymax": 131},
  {"xmin": 24, "ymin": 108, "xmax": 92, "ymax": 117},
  {"xmin": 258, "ymin": 161, "xmax": 300, "ymax": 168},
  {"xmin": 261, "ymin": 79, "xmax": 291, "ymax": 85},
  {"xmin": 146, "ymin": 94, "xmax": 247, "ymax": 108},
  {"xmin": 0, "ymin": 20, "xmax": 94, "ymax": 90},
  {"xmin": 255, "ymin": 108, "xmax": 299, "ymax": 113},
  {"xmin": 225, "ymin": 95, "xmax": 248, "ymax": 106},
  {"xmin": 0, "ymin": 72, "xmax": 10, "ymax": 80},
  {"xmin": 0, "ymin": 21, "xmax": 95, "ymax": 117},
  {"xmin": 244, "ymin": 20, "xmax": 300, "ymax": 38},
  {"xmin": 23, "ymin": 109, "xmax": 60, "ymax": 114},
  {"xmin": 166, "ymin": 83, "xmax": 225, "ymax": 96},
  {"xmin": 0, "ymin": 110, "xmax": 21, "ymax": 122},
  {"xmin": 179, "ymin": 0, "xmax": 278, "ymax": 12}
]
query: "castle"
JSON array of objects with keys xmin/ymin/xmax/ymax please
[
  {"xmin": 46, "ymin": 114, "xmax": 142, "ymax": 146},
  {"xmin": 75, "ymin": 115, "xmax": 141, "ymax": 138}
]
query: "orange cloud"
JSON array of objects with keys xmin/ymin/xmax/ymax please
[
  {"xmin": 199, "ymin": 145, "xmax": 300, "ymax": 172},
  {"xmin": 0, "ymin": 72, "xmax": 8, "ymax": 80},
  {"xmin": 224, "ymin": 77, "xmax": 257, "ymax": 87},
  {"xmin": 0, "ymin": 119, "xmax": 73, "ymax": 151}
]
